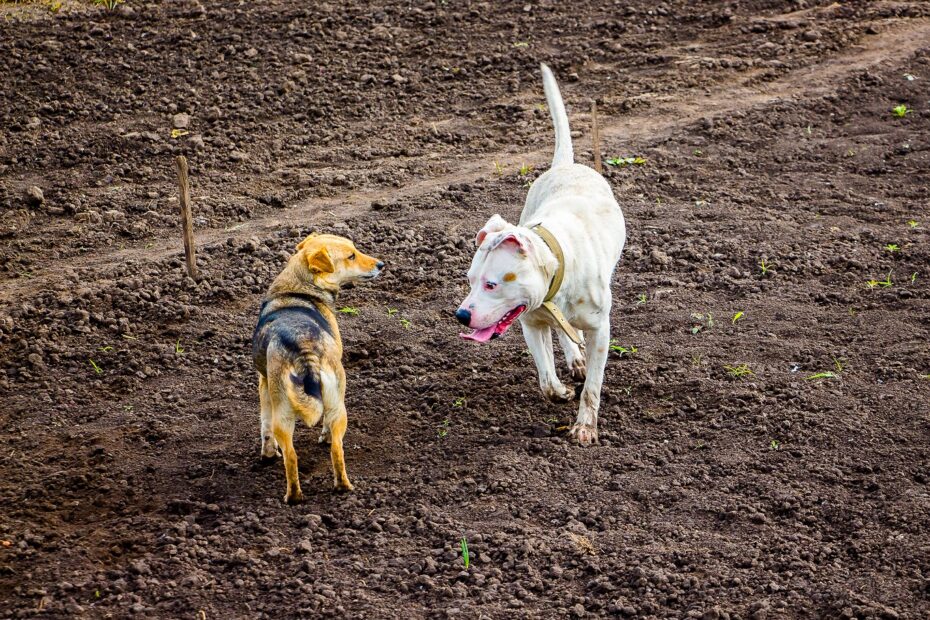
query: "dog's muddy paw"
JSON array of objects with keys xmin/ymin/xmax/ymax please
[
  {"xmin": 570, "ymin": 358, "xmax": 587, "ymax": 382},
  {"xmin": 333, "ymin": 480, "xmax": 354, "ymax": 493},
  {"xmin": 544, "ymin": 384, "xmax": 574, "ymax": 403},
  {"xmin": 259, "ymin": 453, "xmax": 280, "ymax": 466},
  {"xmin": 569, "ymin": 423, "xmax": 598, "ymax": 446},
  {"xmin": 317, "ymin": 431, "xmax": 331, "ymax": 445},
  {"xmin": 284, "ymin": 490, "xmax": 305, "ymax": 505}
]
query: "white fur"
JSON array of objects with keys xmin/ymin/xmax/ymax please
[{"xmin": 458, "ymin": 63, "xmax": 626, "ymax": 446}]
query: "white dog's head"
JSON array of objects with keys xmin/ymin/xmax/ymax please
[{"xmin": 456, "ymin": 214, "xmax": 555, "ymax": 342}]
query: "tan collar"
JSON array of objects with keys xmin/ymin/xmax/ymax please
[{"xmin": 530, "ymin": 225, "xmax": 583, "ymax": 345}]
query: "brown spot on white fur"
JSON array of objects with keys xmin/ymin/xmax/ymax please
[{"xmin": 504, "ymin": 272, "xmax": 517, "ymax": 282}]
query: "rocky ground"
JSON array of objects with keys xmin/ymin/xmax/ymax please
[{"xmin": 1, "ymin": 0, "xmax": 930, "ymax": 618}]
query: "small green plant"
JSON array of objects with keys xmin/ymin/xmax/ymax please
[
  {"xmin": 518, "ymin": 163, "xmax": 533, "ymax": 176},
  {"xmin": 512, "ymin": 41, "xmax": 529, "ymax": 48},
  {"xmin": 911, "ymin": 272, "xmax": 917, "ymax": 284},
  {"xmin": 832, "ymin": 356, "xmax": 846, "ymax": 373},
  {"xmin": 493, "ymin": 161, "xmax": 505, "ymax": 176},
  {"xmin": 724, "ymin": 363, "xmax": 753, "ymax": 378},
  {"xmin": 892, "ymin": 104, "xmax": 911, "ymax": 118},
  {"xmin": 759, "ymin": 258, "xmax": 770, "ymax": 276},
  {"xmin": 691, "ymin": 353, "xmax": 702, "ymax": 367},
  {"xmin": 866, "ymin": 273, "xmax": 893, "ymax": 289},
  {"xmin": 94, "ymin": 0, "xmax": 123, "ymax": 9},
  {"xmin": 98, "ymin": 345, "xmax": 113, "ymax": 353},
  {"xmin": 89, "ymin": 359, "xmax": 102, "ymax": 374},
  {"xmin": 438, "ymin": 419, "xmax": 450, "ymax": 438},
  {"xmin": 338, "ymin": 306, "xmax": 360, "ymax": 315},
  {"xmin": 605, "ymin": 156, "xmax": 646, "ymax": 167},
  {"xmin": 175, "ymin": 339, "xmax": 185, "ymax": 355},
  {"xmin": 805, "ymin": 124, "xmax": 812, "ymax": 136},
  {"xmin": 452, "ymin": 397, "xmax": 466, "ymax": 408},
  {"xmin": 732, "ymin": 311, "xmax": 745, "ymax": 325},
  {"xmin": 884, "ymin": 243, "xmax": 900, "ymax": 253},
  {"xmin": 690, "ymin": 312, "xmax": 714, "ymax": 334},
  {"xmin": 692, "ymin": 149, "xmax": 703, "ymax": 156},
  {"xmin": 400, "ymin": 318, "xmax": 412, "ymax": 329},
  {"xmin": 907, "ymin": 220, "xmax": 919, "ymax": 229},
  {"xmin": 805, "ymin": 371, "xmax": 836, "ymax": 380},
  {"xmin": 460, "ymin": 537, "xmax": 470, "ymax": 569},
  {"xmin": 636, "ymin": 293, "xmax": 647, "ymax": 304},
  {"xmin": 170, "ymin": 129, "xmax": 189, "ymax": 139},
  {"xmin": 387, "ymin": 307, "xmax": 398, "ymax": 316},
  {"xmin": 609, "ymin": 341, "xmax": 638, "ymax": 357},
  {"xmin": 770, "ymin": 439, "xmax": 780, "ymax": 451},
  {"xmin": 619, "ymin": 385, "xmax": 633, "ymax": 396}
]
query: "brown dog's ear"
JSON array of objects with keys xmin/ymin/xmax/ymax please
[
  {"xmin": 296, "ymin": 233, "xmax": 320, "ymax": 251},
  {"xmin": 307, "ymin": 247, "xmax": 335, "ymax": 274},
  {"xmin": 476, "ymin": 214, "xmax": 509, "ymax": 247}
]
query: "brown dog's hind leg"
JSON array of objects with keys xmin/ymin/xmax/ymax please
[
  {"xmin": 258, "ymin": 375, "xmax": 280, "ymax": 460},
  {"xmin": 272, "ymin": 417, "xmax": 303, "ymax": 504},
  {"xmin": 327, "ymin": 409, "xmax": 353, "ymax": 492}
]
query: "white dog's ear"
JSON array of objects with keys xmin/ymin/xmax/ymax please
[
  {"xmin": 475, "ymin": 214, "xmax": 509, "ymax": 247},
  {"xmin": 491, "ymin": 232, "xmax": 527, "ymax": 255}
]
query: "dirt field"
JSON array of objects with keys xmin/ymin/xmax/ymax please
[{"xmin": 2, "ymin": 0, "xmax": 930, "ymax": 617}]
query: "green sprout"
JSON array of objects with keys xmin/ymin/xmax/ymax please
[
  {"xmin": 98, "ymin": 345, "xmax": 113, "ymax": 353},
  {"xmin": 452, "ymin": 397, "xmax": 466, "ymax": 408},
  {"xmin": 770, "ymin": 439, "xmax": 781, "ymax": 451},
  {"xmin": 512, "ymin": 41, "xmax": 529, "ymax": 48},
  {"xmin": 805, "ymin": 124, "xmax": 812, "ymax": 136},
  {"xmin": 866, "ymin": 273, "xmax": 893, "ymax": 289},
  {"xmin": 338, "ymin": 307, "xmax": 360, "ymax": 315},
  {"xmin": 387, "ymin": 307, "xmax": 398, "ymax": 316},
  {"xmin": 732, "ymin": 311, "xmax": 745, "ymax": 325},
  {"xmin": 89, "ymin": 359, "xmax": 102, "ymax": 374},
  {"xmin": 175, "ymin": 339, "xmax": 185, "ymax": 355},
  {"xmin": 832, "ymin": 356, "xmax": 846, "ymax": 373},
  {"xmin": 759, "ymin": 258, "xmax": 770, "ymax": 276},
  {"xmin": 400, "ymin": 318, "xmax": 412, "ymax": 330},
  {"xmin": 892, "ymin": 104, "xmax": 911, "ymax": 118},
  {"xmin": 805, "ymin": 371, "xmax": 836, "ymax": 381},
  {"xmin": 518, "ymin": 163, "xmax": 533, "ymax": 176},
  {"xmin": 438, "ymin": 419, "xmax": 450, "ymax": 438},
  {"xmin": 911, "ymin": 272, "xmax": 918, "ymax": 284},
  {"xmin": 605, "ymin": 156, "xmax": 646, "ymax": 167},
  {"xmin": 907, "ymin": 220, "xmax": 919, "ymax": 229},
  {"xmin": 724, "ymin": 363, "xmax": 753, "ymax": 378},
  {"xmin": 636, "ymin": 293, "xmax": 647, "ymax": 304},
  {"xmin": 690, "ymin": 311, "xmax": 714, "ymax": 334},
  {"xmin": 493, "ymin": 161, "xmax": 505, "ymax": 176},
  {"xmin": 692, "ymin": 149, "xmax": 703, "ymax": 156},
  {"xmin": 93, "ymin": 0, "xmax": 123, "ymax": 9},
  {"xmin": 609, "ymin": 341, "xmax": 638, "ymax": 357},
  {"xmin": 460, "ymin": 537, "xmax": 470, "ymax": 569},
  {"xmin": 691, "ymin": 353, "xmax": 702, "ymax": 367},
  {"xmin": 884, "ymin": 243, "xmax": 900, "ymax": 252}
]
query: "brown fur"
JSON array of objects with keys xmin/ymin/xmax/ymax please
[{"xmin": 254, "ymin": 233, "xmax": 382, "ymax": 504}]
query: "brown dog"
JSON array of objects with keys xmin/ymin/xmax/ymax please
[{"xmin": 252, "ymin": 233, "xmax": 384, "ymax": 503}]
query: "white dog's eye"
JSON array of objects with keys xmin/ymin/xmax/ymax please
[{"xmin": 484, "ymin": 281, "xmax": 497, "ymax": 291}]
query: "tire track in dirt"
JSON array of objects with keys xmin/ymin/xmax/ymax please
[{"xmin": 3, "ymin": 17, "xmax": 929, "ymax": 305}]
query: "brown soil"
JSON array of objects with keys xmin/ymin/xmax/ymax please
[{"xmin": 2, "ymin": 1, "xmax": 930, "ymax": 618}]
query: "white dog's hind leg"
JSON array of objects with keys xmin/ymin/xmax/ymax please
[
  {"xmin": 522, "ymin": 321, "xmax": 573, "ymax": 402},
  {"xmin": 557, "ymin": 330, "xmax": 586, "ymax": 382},
  {"xmin": 570, "ymin": 319, "xmax": 609, "ymax": 446}
]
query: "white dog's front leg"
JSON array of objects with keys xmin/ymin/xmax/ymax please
[
  {"xmin": 570, "ymin": 319, "xmax": 609, "ymax": 446},
  {"xmin": 557, "ymin": 330, "xmax": 586, "ymax": 382},
  {"xmin": 521, "ymin": 320, "xmax": 572, "ymax": 402}
]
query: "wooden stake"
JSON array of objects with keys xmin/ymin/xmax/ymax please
[
  {"xmin": 591, "ymin": 100, "xmax": 602, "ymax": 174},
  {"xmin": 175, "ymin": 156, "xmax": 198, "ymax": 279}
]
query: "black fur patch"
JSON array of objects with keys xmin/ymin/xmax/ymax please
[
  {"xmin": 291, "ymin": 370, "xmax": 322, "ymax": 400},
  {"xmin": 252, "ymin": 301, "xmax": 331, "ymax": 378}
]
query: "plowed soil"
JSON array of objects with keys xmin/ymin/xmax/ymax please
[{"xmin": 2, "ymin": 1, "xmax": 930, "ymax": 618}]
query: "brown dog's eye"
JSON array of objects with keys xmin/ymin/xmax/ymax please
[{"xmin": 349, "ymin": 253, "xmax": 356, "ymax": 260}]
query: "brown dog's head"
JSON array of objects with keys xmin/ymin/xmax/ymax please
[{"xmin": 295, "ymin": 233, "xmax": 384, "ymax": 288}]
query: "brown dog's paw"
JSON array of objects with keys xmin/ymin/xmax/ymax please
[
  {"xmin": 569, "ymin": 423, "xmax": 598, "ymax": 447},
  {"xmin": 570, "ymin": 358, "xmax": 587, "ymax": 382},
  {"xmin": 284, "ymin": 489, "xmax": 305, "ymax": 505},
  {"xmin": 333, "ymin": 479, "xmax": 354, "ymax": 493}
]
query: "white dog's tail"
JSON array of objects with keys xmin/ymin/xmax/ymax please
[{"xmin": 540, "ymin": 63, "xmax": 573, "ymax": 167}]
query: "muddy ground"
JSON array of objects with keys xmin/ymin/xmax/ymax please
[{"xmin": 2, "ymin": 0, "xmax": 930, "ymax": 618}]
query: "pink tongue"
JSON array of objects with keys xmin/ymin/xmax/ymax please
[{"xmin": 460, "ymin": 326, "xmax": 496, "ymax": 343}]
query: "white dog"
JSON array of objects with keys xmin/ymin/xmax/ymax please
[{"xmin": 456, "ymin": 63, "xmax": 626, "ymax": 446}]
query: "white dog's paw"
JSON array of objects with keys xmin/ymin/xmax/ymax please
[
  {"xmin": 318, "ymin": 428, "xmax": 331, "ymax": 445},
  {"xmin": 543, "ymin": 383, "xmax": 574, "ymax": 403},
  {"xmin": 570, "ymin": 357, "xmax": 587, "ymax": 382},
  {"xmin": 569, "ymin": 423, "xmax": 598, "ymax": 447}
]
